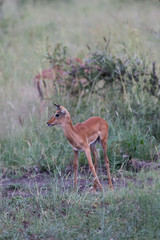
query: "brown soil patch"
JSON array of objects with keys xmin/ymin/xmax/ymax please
[{"xmin": 1, "ymin": 167, "xmax": 155, "ymax": 199}]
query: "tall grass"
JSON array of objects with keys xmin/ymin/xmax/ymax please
[
  {"xmin": 1, "ymin": 1, "xmax": 160, "ymax": 239},
  {"xmin": 0, "ymin": 0, "xmax": 160, "ymax": 173}
]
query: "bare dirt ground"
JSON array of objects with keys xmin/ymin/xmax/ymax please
[{"xmin": 1, "ymin": 165, "xmax": 156, "ymax": 199}]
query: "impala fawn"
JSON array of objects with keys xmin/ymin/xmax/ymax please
[{"xmin": 47, "ymin": 104, "xmax": 113, "ymax": 191}]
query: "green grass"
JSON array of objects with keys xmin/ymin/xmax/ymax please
[
  {"xmin": 1, "ymin": 170, "xmax": 160, "ymax": 240},
  {"xmin": 0, "ymin": 0, "xmax": 160, "ymax": 239}
]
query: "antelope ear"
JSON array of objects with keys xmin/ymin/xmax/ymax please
[{"xmin": 54, "ymin": 104, "xmax": 61, "ymax": 110}]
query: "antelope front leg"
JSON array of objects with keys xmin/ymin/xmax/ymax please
[
  {"xmin": 73, "ymin": 150, "xmax": 79, "ymax": 189},
  {"xmin": 84, "ymin": 147, "xmax": 102, "ymax": 190}
]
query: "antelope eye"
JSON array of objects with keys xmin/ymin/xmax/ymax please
[{"xmin": 55, "ymin": 113, "xmax": 60, "ymax": 118}]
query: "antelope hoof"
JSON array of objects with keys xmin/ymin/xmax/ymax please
[{"xmin": 47, "ymin": 122, "xmax": 52, "ymax": 127}]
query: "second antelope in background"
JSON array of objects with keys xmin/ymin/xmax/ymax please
[{"xmin": 47, "ymin": 104, "xmax": 113, "ymax": 191}]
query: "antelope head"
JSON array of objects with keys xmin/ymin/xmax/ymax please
[{"xmin": 47, "ymin": 104, "xmax": 67, "ymax": 127}]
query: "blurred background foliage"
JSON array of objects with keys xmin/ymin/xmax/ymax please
[{"xmin": 0, "ymin": 0, "xmax": 160, "ymax": 174}]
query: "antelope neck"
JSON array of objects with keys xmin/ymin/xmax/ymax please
[{"xmin": 61, "ymin": 118, "xmax": 78, "ymax": 146}]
